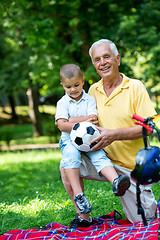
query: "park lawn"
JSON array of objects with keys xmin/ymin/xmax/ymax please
[
  {"xmin": 0, "ymin": 149, "xmax": 121, "ymax": 234},
  {"xmin": 0, "ymin": 107, "xmax": 160, "ymax": 234},
  {"xmin": 0, "ymin": 149, "xmax": 160, "ymax": 235}
]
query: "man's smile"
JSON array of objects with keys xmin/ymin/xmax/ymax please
[{"xmin": 101, "ymin": 66, "xmax": 111, "ymax": 71}]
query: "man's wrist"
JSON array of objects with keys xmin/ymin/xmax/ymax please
[{"xmin": 112, "ymin": 129, "xmax": 120, "ymax": 141}]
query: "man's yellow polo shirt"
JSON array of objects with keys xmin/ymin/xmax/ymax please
[{"xmin": 88, "ymin": 73, "xmax": 156, "ymax": 170}]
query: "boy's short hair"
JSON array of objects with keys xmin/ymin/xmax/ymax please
[{"xmin": 60, "ymin": 63, "xmax": 83, "ymax": 82}]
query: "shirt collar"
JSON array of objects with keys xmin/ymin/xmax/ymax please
[
  {"xmin": 65, "ymin": 89, "xmax": 87, "ymax": 102},
  {"xmin": 97, "ymin": 73, "xmax": 130, "ymax": 93},
  {"xmin": 120, "ymin": 73, "xmax": 130, "ymax": 89}
]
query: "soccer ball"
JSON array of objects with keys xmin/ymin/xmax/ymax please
[{"xmin": 70, "ymin": 121, "xmax": 100, "ymax": 152}]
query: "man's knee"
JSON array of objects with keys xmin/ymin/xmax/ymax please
[{"xmin": 141, "ymin": 186, "xmax": 157, "ymax": 221}]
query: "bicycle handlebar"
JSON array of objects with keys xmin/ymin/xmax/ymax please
[
  {"xmin": 133, "ymin": 114, "xmax": 145, "ymax": 123},
  {"xmin": 132, "ymin": 114, "xmax": 153, "ymax": 131}
]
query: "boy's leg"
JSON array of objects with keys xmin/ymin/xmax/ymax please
[
  {"xmin": 65, "ymin": 168, "xmax": 83, "ymax": 196},
  {"xmin": 60, "ymin": 166, "xmax": 92, "ymax": 223},
  {"xmin": 100, "ymin": 165, "xmax": 118, "ymax": 184},
  {"xmin": 60, "ymin": 166, "xmax": 79, "ymax": 211},
  {"xmin": 60, "ymin": 141, "xmax": 92, "ymax": 215},
  {"xmin": 101, "ymin": 166, "xmax": 131, "ymax": 196},
  {"xmin": 86, "ymin": 150, "xmax": 130, "ymax": 196},
  {"xmin": 60, "ymin": 140, "xmax": 82, "ymax": 196},
  {"xmin": 64, "ymin": 168, "xmax": 92, "ymax": 214}
]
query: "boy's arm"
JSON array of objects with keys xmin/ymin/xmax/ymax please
[
  {"xmin": 57, "ymin": 115, "xmax": 98, "ymax": 133},
  {"xmin": 69, "ymin": 115, "xmax": 98, "ymax": 125},
  {"xmin": 68, "ymin": 96, "xmax": 98, "ymax": 125},
  {"xmin": 57, "ymin": 118, "xmax": 75, "ymax": 133}
]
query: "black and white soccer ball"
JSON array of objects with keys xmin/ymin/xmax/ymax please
[{"xmin": 70, "ymin": 121, "xmax": 100, "ymax": 152}]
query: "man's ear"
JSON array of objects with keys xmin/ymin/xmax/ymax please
[{"xmin": 117, "ymin": 54, "xmax": 121, "ymax": 66}]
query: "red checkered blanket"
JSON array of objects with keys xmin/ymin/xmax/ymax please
[{"xmin": 0, "ymin": 209, "xmax": 160, "ymax": 240}]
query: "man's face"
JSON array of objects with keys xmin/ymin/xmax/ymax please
[{"xmin": 91, "ymin": 43, "xmax": 121, "ymax": 80}]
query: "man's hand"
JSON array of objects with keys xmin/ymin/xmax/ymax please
[
  {"xmin": 87, "ymin": 116, "xmax": 98, "ymax": 125},
  {"xmin": 90, "ymin": 125, "xmax": 144, "ymax": 151},
  {"xmin": 90, "ymin": 127, "xmax": 114, "ymax": 151}
]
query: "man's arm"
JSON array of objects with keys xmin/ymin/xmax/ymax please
[{"xmin": 90, "ymin": 125, "xmax": 144, "ymax": 151}]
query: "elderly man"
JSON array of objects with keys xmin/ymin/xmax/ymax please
[{"xmin": 60, "ymin": 39, "xmax": 157, "ymax": 228}]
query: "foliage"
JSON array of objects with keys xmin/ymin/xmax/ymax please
[
  {"xmin": 0, "ymin": 128, "xmax": 14, "ymax": 147},
  {"xmin": 0, "ymin": 0, "xmax": 159, "ymax": 136},
  {"xmin": 117, "ymin": 1, "xmax": 160, "ymax": 99},
  {"xmin": 0, "ymin": 0, "xmax": 160, "ymax": 102}
]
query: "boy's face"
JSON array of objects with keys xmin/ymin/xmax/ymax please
[{"xmin": 61, "ymin": 76, "xmax": 85, "ymax": 101}]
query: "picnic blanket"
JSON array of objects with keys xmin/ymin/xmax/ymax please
[
  {"xmin": 1, "ymin": 200, "xmax": 160, "ymax": 240},
  {"xmin": 0, "ymin": 212, "xmax": 159, "ymax": 240}
]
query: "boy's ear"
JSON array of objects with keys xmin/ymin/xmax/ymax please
[
  {"xmin": 82, "ymin": 77, "xmax": 85, "ymax": 84},
  {"xmin": 60, "ymin": 82, "xmax": 63, "ymax": 86}
]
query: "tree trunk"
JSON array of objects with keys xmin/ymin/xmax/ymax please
[
  {"xmin": 27, "ymin": 87, "xmax": 43, "ymax": 137},
  {"xmin": 8, "ymin": 95, "xmax": 18, "ymax": 119}
]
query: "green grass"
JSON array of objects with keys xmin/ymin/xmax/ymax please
[
  {"xmin": 0, "ymin": 149, "xmax": 160, "ymax": 235},
  {"xmin": 0, "ymin": 149, "xmax": 116, "ymax": 233},
  {"xmin": 0, "ymin": 106, "xmax": 160, "ymax": 234}
]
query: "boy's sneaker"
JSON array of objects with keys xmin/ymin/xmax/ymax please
[
  {"xmin": 74, "ymin": 193, "xmax": 92, "ymax": 214},
  {"xmin": 113, "ymin": 175, "xmax": 131, "ymax": 196},
  {"xmin": 70, "ymin": 214, "xmax": 98, "ymax": 229},
  {"xmin": 70, "ymin": 213, "xmax": 80, "ymax": 228}
]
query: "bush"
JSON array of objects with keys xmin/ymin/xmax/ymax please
[{"xmin": 0, "ymin": 128, "xmax": 14, "ymax": 147}]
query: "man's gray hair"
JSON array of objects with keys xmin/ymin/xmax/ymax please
[{"xmin": 89, "ymin": 39, "xmax": 119, "ymax": 62}]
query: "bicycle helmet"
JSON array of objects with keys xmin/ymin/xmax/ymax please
[{"xmin": 131, "ymin": 146, "xmax": 160, "ymax": 185}]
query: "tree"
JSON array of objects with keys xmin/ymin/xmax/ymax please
[
  {"xmin": 0, "ymin": 0, "xmax": 159, "ymax": 136},
  {"xmin": 117, "ymin": 0, "xmax": 160, "ymax": 109}
]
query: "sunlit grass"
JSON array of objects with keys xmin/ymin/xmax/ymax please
[
  {"xmin": 0, "ymin": 150, "xmax": 124, "ymax": 234},
  {"xmin": 0, "ymin": 149, "xmax": 160, "ymax": 235},
  {"xmin": 0, "ymin": 107, "xmax": 160, "ymax": 234},
  {"xmin": 0, "ymin": 105, "xmax": 56, "ymax": 119},
  {"xmin": 0, "ymin": 149, "xmax": 67, "ymax": 233}
]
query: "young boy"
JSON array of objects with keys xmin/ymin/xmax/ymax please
[{"xmin": 55, "ymin": 63, "xmax": 130, "ymax": 223}]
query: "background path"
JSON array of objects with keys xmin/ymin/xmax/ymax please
[{"xmin": 0, "ymin": 143, "xmax": 59, "ymax": 151}]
